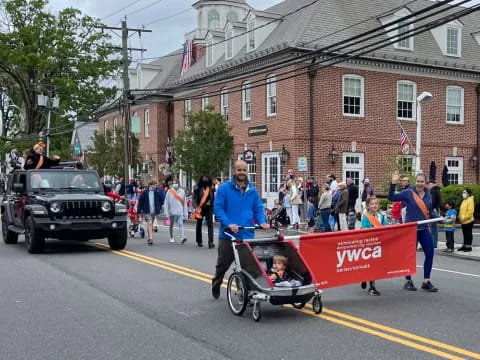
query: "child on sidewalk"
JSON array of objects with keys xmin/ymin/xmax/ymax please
[
  {"xmin": 443, "ymin": 203, "xmax": 457, "ymax": 253},
  {"xmin": 306, "ymin": 197, "xmax": 316, "ymax": 232}
]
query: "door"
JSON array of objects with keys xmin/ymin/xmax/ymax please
[
  {"xmin": 261, "ymin": 152, "xmax": 282, "ymax": 209},
  {"xmin": 343, "ymin": 152, "xmax": 364, "ymax": 211}
]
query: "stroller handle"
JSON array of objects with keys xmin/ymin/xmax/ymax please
[{"xmin": 223, "ymin": 225, "xmax": 266, "ymax": 241}]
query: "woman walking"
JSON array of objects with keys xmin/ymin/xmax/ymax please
[
  {"xmin": 193, "ymin": 175, "xmax": 215, "ymax": 249},
  {"xmin": 458, "ymin": 188, "xmax": 474, "ymax": 252},
  {"xmin": 388, "ymin": 170, "xmax": 438, "ymax": 292},
  {"xmin": 164, "ymin": 179, "xmax": 188, "ymax": 244}
]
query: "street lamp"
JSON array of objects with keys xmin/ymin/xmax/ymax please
[
  {"xmin": 415, "ymin": 91, "xmax": 433, "ymax": 175},
  {"xmin": 328, "ymin": 144, "xmax": 339, "ymax": 164},
  {"xmin": 280, "ymin": 144, "xmax": 289, "ymax": 165}
]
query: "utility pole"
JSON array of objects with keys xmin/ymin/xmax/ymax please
[{"xmin": 95, "ymin": 20, "xmax": 151, "ymax": 191}]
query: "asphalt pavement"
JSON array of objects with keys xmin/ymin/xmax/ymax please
[{"xmin": 1, "ymin": 222, "xmax": 479, "ymax": 360}]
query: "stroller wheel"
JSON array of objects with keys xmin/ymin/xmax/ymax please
[
  {"xmin": 292, "ymin": 301, "xmax": 307, "ymax": 309},
  {"xmin": 227, "ymin": 273, "xmax": 248, "ymax": 316},
  {"xmin": 312, "ymin": 296, "xmax": 323, "ymax": 314},
  {"xmin": 252, "ymin": 301, "xmax": 261, "ymax": 322}
]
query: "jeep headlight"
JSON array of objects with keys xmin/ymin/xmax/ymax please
[
  {"xmin": 50, "ymin": 202, "xmax": 62, "ymax": 213},
  {"xmin": 101, "ymin": 201, "xmax": 112, "ymax": 212}
]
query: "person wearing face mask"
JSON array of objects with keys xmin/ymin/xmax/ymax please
[
  {"xmin": 24, "ymin": 142, "xmax": 61, "ymax": 170},
  {"xmin": 138, "ymin": 181, "xmax": 164, "ymax": 245},
  {"xmin": 192, "ymin": 174, "xmax": 215, "ymax": 249},
  {"xmin": 458, "ymin": 188, "xmax": 474, "ymax": 252},
  {"xmin": 164, "ymin": 179, "xmax": 188, "ymax": 245}
]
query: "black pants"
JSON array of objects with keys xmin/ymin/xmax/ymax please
[
  {"xmin": 212, "ymin": 238, "xmax": 234, "ymax": 290},
  {"xmin": 445, "ymin": 231, "xmax": 455, "ymax": 249},
  {"xmin": 461, "ymin": 221, "xmax": 474, "ymax": 246},
  {"xmin": 196, "ymin": 206, "xmax": 214, "ymax": 245}
]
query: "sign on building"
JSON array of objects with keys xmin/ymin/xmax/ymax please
[{"xmin": 298, "ymin": 157, "xmax": 308, "ymax": 172}]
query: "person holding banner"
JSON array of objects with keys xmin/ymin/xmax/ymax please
[
  {"xmin": 388, "ymin": 171, "xmax": 438, "ymax": 292},
  {"xmin": 360, "ymin": 196, "xmax": 387, "ymax": 296}
]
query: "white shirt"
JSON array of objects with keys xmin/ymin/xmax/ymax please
[{"xmin": 330, "ymin": 180, "xmax": 338, "ymax": 194}]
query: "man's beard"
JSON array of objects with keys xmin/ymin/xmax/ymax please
[{"xmin": 235, "ymin": 174, "xmax": 247, "ymax": 182}]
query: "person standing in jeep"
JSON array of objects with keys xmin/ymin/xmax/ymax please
[{"xmin": 24, "ymin": 142, "xmax": 60, "ymax": 170}]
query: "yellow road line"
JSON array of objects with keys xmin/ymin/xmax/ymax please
[{"xmin": 92, "ymin": 243, "xmax": 479, "ymax": 360}]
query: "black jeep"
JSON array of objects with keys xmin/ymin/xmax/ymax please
[{"xmin": 1, "ymin": 167, "xmax": 127, "ymax": 253}]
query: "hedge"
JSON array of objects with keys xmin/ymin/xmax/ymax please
[{"xmin": 440, "ymin": 184, "xmax": 480, "ymax": 220}]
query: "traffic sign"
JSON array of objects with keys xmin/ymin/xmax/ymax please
[{"xmin": 298, "ymin": 157, "xmax": 308, "ymax": 172}]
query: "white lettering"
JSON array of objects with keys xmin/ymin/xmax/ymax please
[{"xmin": 336, "ymin": 245, "xmax": 383, "ymax": 268}]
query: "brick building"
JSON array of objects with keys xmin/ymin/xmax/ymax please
[{"xmin": 97, "ymin": 0, "xmax": 480, "ymax": 207}]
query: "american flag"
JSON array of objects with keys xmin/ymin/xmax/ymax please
[
  {"xmin": 400, "ymin": 128, "xmax": 409, "ymax": 154},
  {"xmin": 180, "ymin": 40, "xmax": 193, "ymax": 76}
]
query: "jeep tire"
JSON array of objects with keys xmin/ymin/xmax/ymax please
[
  {"xmin": 2, "ymin": 216, "xmax": 18, "ymax": 244},
  {"xmin": 25, "ymin": 217, "xmax": 45, "ymax": 254},
  {"xmin": 108, "ymin": 229, "xmax": 127, "ymax": 250}
]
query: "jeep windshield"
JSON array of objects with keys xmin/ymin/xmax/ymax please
[{"xmin": 29, "ymin": 171, "xmax": 102, "ymax": 192}]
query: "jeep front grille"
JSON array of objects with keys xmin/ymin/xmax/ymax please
[{"xmin": 52, "ymin": 201, "xmax": 113, "ymax": 220}]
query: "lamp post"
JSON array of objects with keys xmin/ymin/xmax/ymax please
[{"xmin": 415, "ymin": 91, "xmax": 433, "ymax": 175}]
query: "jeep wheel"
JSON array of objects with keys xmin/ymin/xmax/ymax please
[
  {"xmin": 25, "ymin": 217, "xmax": 45, "ymax": 254},
  {"xmin": 2, "ymin": 216, "xmax": 18, "ymax": 244},
  {"xmin": 108, "ymin": 229, "xmax": 127, "ymax": 250}
]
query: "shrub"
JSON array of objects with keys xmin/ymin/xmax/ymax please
[
  {"xmin": 440, "ymin": 184, "xmax": 480, "ymax": 220},
  {"xmin": 378, "ymin": 197, "xmax": 390, "ymax": 211}
]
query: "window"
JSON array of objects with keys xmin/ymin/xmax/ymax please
[
  {"xmin": 227, "ymin": 12, "xmax": 238, "ymax": 22},
  {"xmin": 202, "ymin": 95, "xmax": 209, "ymax": 110},
  {"xmin": 343, "ymin": 75, "xmax": 364, "ymax": 116},
  {"xmin": 208, "ymin": 10, "xmax": 220, "ymax": 29},
  {"xmin": 184, "ymin": 99, "xmax": 191, "ymax": 116},
  {"xmin": 446, "ymin": 26, "xmax": 460, "ymax": 56},
  {"xmin": 144, "ymin": 109, "xmax": 150, "ymax": 137},
  {"xmin": 399, "ymin": 156, "xmax": 415, "ymax": 174},
  {"xmin": 104, "ymin": 119, "xmax": 109, "ymax": 134},
  {"xmin": 238, "ymin": 154, "xmax": 256, "ymax": 186},
  {"xmin": 247, "ymin": 21, "xmax": 255, "ymax": 51},
  {"xmin": 220, "ymin": 88, "xmax": 229, "ymax": 120},
  {"xmin": 206, "ymin": 39, "xmax": 213, "ymax": 67},
  {"xmin": 446, "ymin": 86, "xmax": 464, "ymax": 124},
  {"xmin": 396, "ymin": 20, "xmax": 413, "ymax": 50},
  {"xmin": 397, "ymin": 81, "xmax": 416, "ymax": 120},
  {"xmin": 242, "ymin": 82, "xmax": 251, "ymax": 121},
  {"xmin": 445, "ymin": 157, "xmax": 463, "ymax": 184},
  {"xmin": 225, "ymin": 31, "xmax": 233, "ymax": 59},
  {"xmin": 266, "ymin": 75, "xmax": 277, "ymax": 116}
]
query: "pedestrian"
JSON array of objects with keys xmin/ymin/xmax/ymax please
[
  {"xmin": 126, "ymin": 178, "xmax": 137, "ymax": 200},
  {"xmin": 285, "ymin": 169, "xmax": 295, "ymax": 181},
  {"xmin": 443, "ymin": 203, "xmax": 457, "ymax": 253},
  {"xmin": 24, "ymin": 142, "xmax": 61, "ymax": 170},
  {"xmin": 335, "ymin": 182, "xmax": 349, "ymax": 231},
  {"xmin": 391, "ymin": 201, "xmax": 402, "ymax": 224},
  {"xmin": 115, "ymin": 177, "xmax": 126, "ymax": 196},
  {"xmin": 211, "ymin": 160, "xmax": 269, "ymax": 299},
  {"xmin": 400, "ymin": 176, "xmax": 411, "ymax": 223},
  {"xmin": 289, "ymin": 178, "xmax": 302, "ymax": 230},
  {"xmin": 192, "ymin": 174, "xmax": 215, "ymax": 249},
  {"xmin": 388, "ymin": 170, "xmax": 438, "ymax": 292},
  {"xmin": 306, "ymin": 176, "xmax": 319, "ymax": 207},
  {"xmin": 360, "ymin": 196, "xmax": 387, "ymax": 296},
  {"xmin": 283, "ymin": 180, "xmax": 292, "ymax": 227},
  {"xmin": 458, "ymin": 188, "xmax": 474, "ymax": 252},
  {"xmin": 306, "ymin": 197, "xmax": 316, "ymax": 232},
  {"xmin": 361, "ymin": 178, "xmax": 374, "ymax": 211},
  {"xmin": 164, "ymin": 179, "xmax": 188, "ymax": 245},
  {"xmin": 316, "ymin": 184, "xmax": 332, "ymax": 232},
  {"xmin": 427, "ymin": 180, "xmax": 441, "ymax": 248},
  {"xmin": 137, "ymin": 181, "xmax": 163, "ymax": 246},
  {"xmin": 346, "ymin": 178, "xmax": 358, "ymax": 230},
  {"xmin": 214, "ymin": 177, "xmax": 222, "ymax": 195},
  {"xmin": 326, "ymin": 174, "xmax": 338, "ymax": 195}
]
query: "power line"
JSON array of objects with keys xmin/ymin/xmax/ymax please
[
  {"xmin": 100, "ymin": 0, "xmax": 145, "ymax": 21},
  {"xmin": 143, "ymin": 7, "xmax": 193, "ymax": 26},
  {"xmin": 125, "ymin": 0, "xmax": 163, "ymax": 18}
]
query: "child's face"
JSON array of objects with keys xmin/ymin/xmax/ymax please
[
  {"xmin": 273, "ymin": 259, "xmax": 286, "ymax": 272},
  {"xmin": 367, "ymin": 200, "xmax": 379, "ymax": 213}
]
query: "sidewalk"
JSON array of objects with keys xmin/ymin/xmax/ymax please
[{"xmin": 434, "ymin": 242, "xmax": 480, "ymax": 261}]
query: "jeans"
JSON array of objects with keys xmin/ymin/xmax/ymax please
[
  {"xmin": 196, "ymin": 206, "xmax": 214, "ymax": 245},
  {"xmin": 319, "ymin": 208, "xmax": 332, "ymax": 232},
  {"xmin": 169, "ymin": 215, "xmax": 185, "ymax": 239},
  {"xmin": 445, "ymin": 231, "xmax": 455, "ymax": 249},
  {"xmin": 406, "ymin": 229, "xmax": 434, "ymax": 279},
  {"xmin": 461, "ymin": 221, "xmax": 474, "ymax": 246},
  {"xmin": 431, "ymin": 222, "xmax": 438, "ymax": 248}
]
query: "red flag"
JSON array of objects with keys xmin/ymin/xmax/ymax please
[
  {"xmin": 180, "ymin": 40, "xmax": 193, "ymax": 76},
  {"xmin": 400, "ymin": 128, "xmax": 409, "ymax": 154}
]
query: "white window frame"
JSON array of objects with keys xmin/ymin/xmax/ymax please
[
  {"xmin": 144, "ymin": 109, "xmax": 150, "ymax": 138},
  {"xmin": 247, "ymin": 21, "xmax": 255, "ymax": 52},
  {"xmin": 220, "ymin": 88, "xmax": 229, "ymax": 120},
  {"xmin": 397, "ymin": 80, "xmax": 416, "ymax": 121},
  {"xmin": 184, "ymin": 99, "xmax": 191, "ymax": 116},
  {"xmin": 398, "ymin": 155, "xmax": 415, "ymax": 175},
  {"xmin": 225, "ymin": 30, "xmax": 233, "ymax": 60},
  {"xmin": 104, "ymin": 119, "xmax": 109, "ymax": 135},
  {"xmin": 446, "ymin": 86, "xmax": 464, "ymax": 125},
  {"xmin": 266, "ymin": 75, "xmax": 277, "ymax": 116},
  {"xmin": 206, "ymin": 39, "xmax": 213, "ymax": 67},
  {"xmin": 242, "ymin": 82, "xmax": 251, "ymax": 121},
  {"xmin": 446, "ymin": 25, "xmax": 461, "ymax": 57},
  {"xmin": 202, "ymin": 95, "xmax": 209, "ymax": 111},
  {"xmin": 445, "ymin": 157, "xmax": 463, "ymax": 184},
  {"xmin": 395, "ymin": 20, "xmax": 414, "ymax": 50},
  {"xmin": 208, "ymin": 9, "xmax": 220, "ymax": 29},
  {"xmin": 342, "ymin": 74, "xmax": 364, "ymax": 117}
]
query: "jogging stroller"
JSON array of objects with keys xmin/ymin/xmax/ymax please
[
  {"xmin": 223, "ymin": 226, "xmax": 322, "ymax": 322},
  {"xmin": 267, "ymin": 205, "xmax": 288, "ymax": 228},
  {"xmin": 127, "ymin": 200, "xmax": 145, "ymax": 238}
]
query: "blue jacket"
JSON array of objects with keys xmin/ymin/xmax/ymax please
[
  {"xmin": 388, "ymin": 184, "xmax": 436, "ymax": 230},
  {"xmin": 214, "ymin": 177, "xmax": 266, "ymax": 240},
  {"xmin": 137, "ymin": 189, "xmax": 163, "ymax": 215},
  {"xmin": 156, "ymin": 187, "xmax": 165, "ymax": 208}
]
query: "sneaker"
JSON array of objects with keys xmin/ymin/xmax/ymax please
[
  {"xmin": 147, "ymin": 239, "xmax": 153, "ymax": 246},
  {"xmin": 169, "ymin": 238, "xmax": 175, "ymax": 243},
  {"xmin": 442, "ymin": 248, "xmax": 449, "ymax": 252},
  {"xmin": 421, "ymin": 281, "xmax": 438, "ymax": 292},
  {"xmin": 208, "ymin": 242, "xmax": 215, "ymax": 249},
  {"xmin": 360, "ymin": 282, "xmax": 367, "ymax": 289},
  {"xmin": 368, "ymin": 287, "xmax": 381, "ymax": 296},
  {"xmin": 463, "ymin": 247, "xmax": 472, "ymax": 252},
  {"xmin": 181, "ymin": 237, "xmax": 187, "ymax": 244},
  {"xmin": 404, "ymin": 280, "xmax": 417, "ymax": 291},
  {"xmin": 457, "ymin": 246, "xmax": 467, "ymax": 252},
  {"xmin": 197, "ymin": 243, "xmax": 203, "ymax": 247},
  {"xmin": 445, "ymin": 249, "xmax": 454, "ymax": 254}
]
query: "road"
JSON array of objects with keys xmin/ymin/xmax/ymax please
[{"xmin": 1, "ymin": 222, "xmax": 479, "ymax": 360}]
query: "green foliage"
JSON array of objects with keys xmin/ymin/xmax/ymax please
[
  {"xmin": 87, "ymin": 128, "xmax": 140, "ymax": 178},
  {"xmin": 379, "ymin": 155, "xmax": 415, "ymax": 193},
  {"xmin": 0, "ymin": 0, "xmax": 120, "ymax": 135},
  {"xmin": 172, "ymin": 108, "xmax": 233, "ymax": 180},
  {"xmin": 378, "ymin": 197, "xmax": 390, "ymax": 211},
  {"xmin": 440, "ymin": 185, "xmax": 480, "ymax": 219}
]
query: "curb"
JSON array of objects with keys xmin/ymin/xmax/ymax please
[{"xmin": 434, "ymin": 248, "xmax": 480, "ymax": 261}]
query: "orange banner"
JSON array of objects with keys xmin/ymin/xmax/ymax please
[{"xmin": 299, "ymin": 223, "xmax": 417, "ymax": 289}]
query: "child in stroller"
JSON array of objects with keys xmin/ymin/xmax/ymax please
[
  {"xmin": 268, "ymin": 255, "xmax": 302, "ymax": 287},
  {"xmin": 128, "ymin": 199, "xmax": 145, "ymax": 238}
]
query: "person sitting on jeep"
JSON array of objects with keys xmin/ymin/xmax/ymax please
[
  {"xmin": 24, "ymin": 142, "xmax": 61, "ymax": 170},
  {"xmin": 31, "ymin": 173, "xmax": 50, "ymax": 188}
]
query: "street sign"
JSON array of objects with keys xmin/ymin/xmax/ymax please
[
  {"xmin": 73, "ymin": 134, "xmax": 82, "ymax": 155},
  {"xmin": 298, "ymin": 157, "xmax": 308, "ymax": 172}
]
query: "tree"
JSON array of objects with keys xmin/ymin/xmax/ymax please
[
  {"xmin": 0, "ymin": 0, "xmax": 119, "ymax": 136},
  {"xmin": 88, "ymin": 128, "xmax": 140, "ymax": 178},
  {"xmin": 172, "ymin": 107, "xmax": 233, "ymax": 180}
]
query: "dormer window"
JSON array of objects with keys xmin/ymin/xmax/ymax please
[
  {"xmin": 208, "ymin": 10, "xmax": 220, "ymax": 29},
  {"xmin": 225, "ymin": 30, "xmax": 233, "ymax": 59},
  {"xmin": 206, "ymin": 39, "xmax": 213, "ymax": 67},
  {"xmin": 247, "ymin": 21, "xmax": 255, "ymax": 51},
  {"xmin": 446, "ymin": 26, "xmax": 461, "ymax": 56},
  {"xmin": 396, "ymin": 20, "xmax": 413, "ymax": 50}
]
